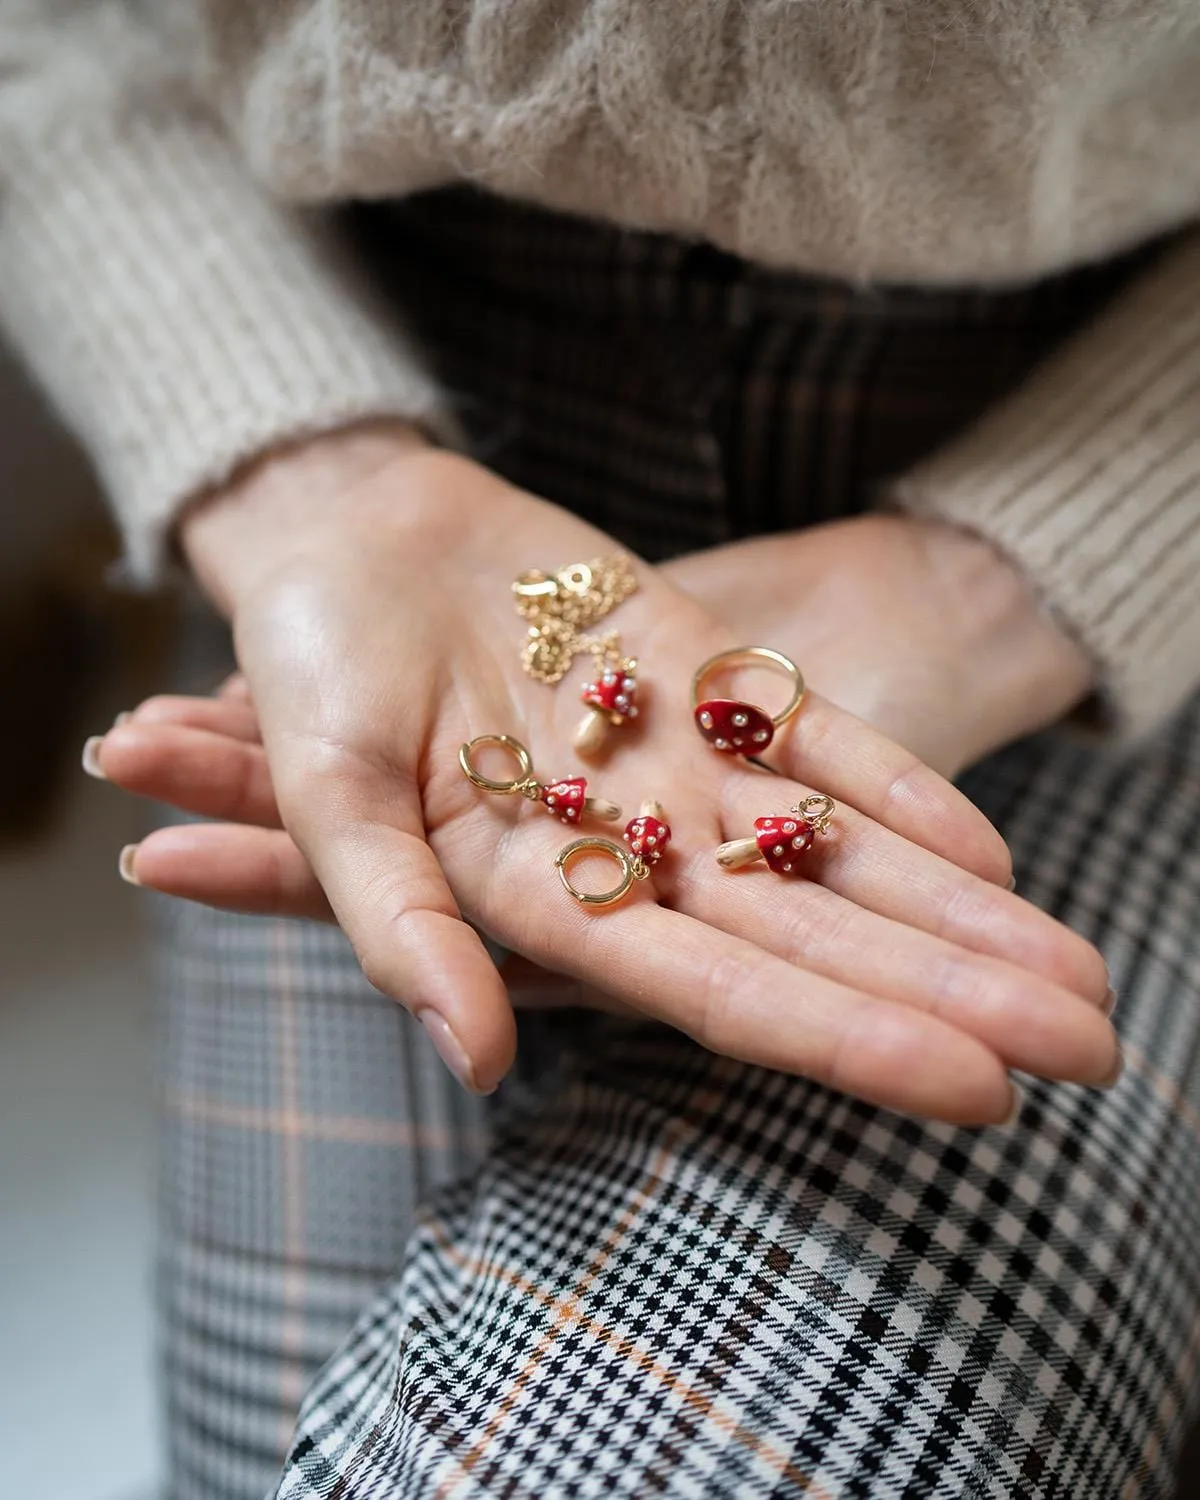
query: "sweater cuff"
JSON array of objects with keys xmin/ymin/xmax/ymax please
[
  {"xmin": 893, "ymin": 234, "xmax": 1200, "ymax": 742},
  {"xmin": 0, "ymin": 114, "xmax": 458, "ymax": 583}
]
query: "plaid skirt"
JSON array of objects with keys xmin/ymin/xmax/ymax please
[{"xmin": 155, "ymin": 191, "xmax": 1200, "ymax": 1500}]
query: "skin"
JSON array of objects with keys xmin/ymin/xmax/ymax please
[{"xmin": 88, "ymin": 421, "xmax": 1117, "ymax": 1123}]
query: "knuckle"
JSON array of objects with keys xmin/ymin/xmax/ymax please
[
  {"xmin": 273, "ymin": 732, "xmax": 378, "ymax": 813},
  {"xmin": 695, "ymin": 949, "xmax": 770, "ymax": 1055},
  {"xmin": 877, "ymin": 750, "xmax": 931, "ymax": 825}
]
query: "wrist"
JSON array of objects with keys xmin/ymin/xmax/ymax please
[
  {"xmin": 179, "ymin": 418, "xmax": 432, "ymax": 615},
  {"xmin": 913, "ymin": 516, "xmax": 1096, "ymax": 750}
]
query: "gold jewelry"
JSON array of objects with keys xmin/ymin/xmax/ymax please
[
  {"xmin": 513, "ymin": 556, "xmax": 642, "ymax": 756},
  {"xmin": 458, "ymin": 733, "xmax": 621, "ymax": 825},
  {"xmin": 716, "ymin": 795, "xmax": 836, "ymax": 876},
  {"xmin": 555, "ymin": 838, "xmax": 641, "ymax": 907},
  {"xmin": 691, "ymin": 646, "xmax": 805, "ymax": 755},
  {"xmin": 556, "ymin": 800, "xmax": 673, "ymax": 908}
]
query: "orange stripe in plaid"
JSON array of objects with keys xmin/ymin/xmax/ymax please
[
  {"xmin": 164, "ymin": 1088, "xmax": 491, "ymax": 1150},
  {"xmin": 429, "ymin": 1085, "xmax": 829, "ymax": 1499}
]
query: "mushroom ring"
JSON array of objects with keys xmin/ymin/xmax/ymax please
[
  {"xmin": 692, "ymin": 646, "xmax": 805, "ymax": 756},
  {"xmin": 556, "ymin": 801, "xmax": 673, "ymax": 908}
]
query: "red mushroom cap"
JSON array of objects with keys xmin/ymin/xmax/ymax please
[
  {"xmin": 541, "ymin": 777, "xmax": 588, "ymax": 824},
  {"xmin": 753, "ymin": 815, "xmax": 814, "ymax": 875},
  {"xmin": 695, "ymin": 699, "xmax": 774, "ymax": 755},
  {"xmin": 624, "ymin": 813, "xmax": 671, "ymax": 866},
  {"xmin": 581, "ymin": 666, "xmax": 639, "ymax": 722}
]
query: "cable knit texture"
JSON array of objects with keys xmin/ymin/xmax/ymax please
[{"xmin": 0, "ymin": 1, "xmax": 1198, "ymax": 732}]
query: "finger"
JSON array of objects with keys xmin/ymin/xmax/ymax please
[
  {"xmin": 125, "ymin": 824, "xmax": 332, "ymax": 920},
  {"xmin": 96, "ymin": 723, "xmax": 281, "ymax": 827},
  {"xmin": 671, "ymin": 850, "xmax": 1117, "ymax": 1085},
  {"xmin": 277, "ymin": 746, "xmax": 517, "ymax": 1094},
  {"xmin": 498, "ymin": 954, "xmax": 640, "ymax": 1016},
  {"xmin": 498, "ymin": 886, "xmax": 1016, "ymax": 1125},
  {"xmin": 218, "ymin": 673, "xmax": 252, "ymax": 701},
  {"xmin": 125, "ymin": 693, "xmax": 262, "ymax": 743},
  {"xmin": 765, "ymin": 691, "xmax": 1013, "ymax": 886},
  {"xmin": 720, "ymin": 771, "xmax": 1109, "ymax": 1004}
]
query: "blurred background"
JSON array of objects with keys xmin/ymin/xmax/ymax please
[
  {"xmin": 0, "ymin": 346, "xmax": 169, "ymax": 1500},
  {"xmin": 2, "ymin": 347, "xmax": 1198, "ymax": 1500}
]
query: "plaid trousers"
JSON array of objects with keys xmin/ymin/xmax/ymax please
[{"xmin": 155, "ymin": 192, "xmax": 1200, "ymax": 1499}]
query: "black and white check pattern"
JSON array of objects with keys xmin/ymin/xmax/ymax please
[{"xmin": 152, "ymin": 190, "xmax": 1200, "ymax": 1499}]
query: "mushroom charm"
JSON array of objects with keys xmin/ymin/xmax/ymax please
[
  {"xmin": 716, "ymin": 795, "xmax": 835, "ymax": 876},
  {"xmin": 541, "ymin": 776, "xmax": 621, "ymax": 826},
  {"xmin": 458, "ymin": 734, "xmax": 621, "ymax": 826},
  {"xmin": 556, "ymin": 800, "xmax": 673, "ymax": 907},
  {"xmin": 623, "ymin": 800, "xmax": 672, "ymax": 870},
  {"xmin": 574, "ymin": 656, "xmax": 640, "ymax": 756}
]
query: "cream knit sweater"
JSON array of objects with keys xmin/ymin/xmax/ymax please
[{"xmin": 2, "ymin": 1, "xmax": 1199, "ymax": 736}]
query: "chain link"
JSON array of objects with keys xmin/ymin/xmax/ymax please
[{"xmin": 513, "ymin": 555, "xmax": 638, "ymax": 685}]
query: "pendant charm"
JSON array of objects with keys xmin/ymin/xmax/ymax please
[
  {"xmin": 716, "ymin": 796, "xmax": 835, "ymax": 876},
  {"xmin": 574, "ymin": 656, "xmax": 640, "ymax": 756}
]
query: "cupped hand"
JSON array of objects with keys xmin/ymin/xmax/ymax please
[{"xmin": 88, "ymin": 427, "xmax": 1116, "ymax": 1122}]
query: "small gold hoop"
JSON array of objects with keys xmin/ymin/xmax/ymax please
[
  {"xmin": 458, "ymin": 734, "xmax": 536, "ymax": 795},
  {"xmin": 555, "ymin": 837, "xmax": 638, "ymax": 908},
  {"xmin": 691, "ymin": 646, "xmax": 805, "ymax": 728},
  {"xmin": 798, "ymin": 794, "xmax": 836, "ymax": 834}
]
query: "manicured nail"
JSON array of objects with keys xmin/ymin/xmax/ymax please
[
  {"xmin": 112, "ymin": 711, "xmax": 132, "ymax": 728},
  {"xmin": 118, "ymin": 845, "xmax": 141, "ymax": 886},
  {"xmin": 82, "ymin": 736, "xmax": 107, "ymax": 779},
  {"xmin": 1102, "ymin": 987, "xmax": 1118, "ymax": 1017},
  {"xmin": 417, "ymin": 1010, "xmax": 489, "ymax": 1094},
  {"xmin": 1098, "ymin": 1044, "xmax": 1124, "ymax": 1089},
  {"xmin": 1000, "ymin": 1080, "xmax": 1026, "ymax": 1128}
]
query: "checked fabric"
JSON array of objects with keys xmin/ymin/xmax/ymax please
[{"xmin": 153, "ymin": 190, "xmax": 1200, "ymax": 1499}]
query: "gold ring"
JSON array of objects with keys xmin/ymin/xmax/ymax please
[
  {"xmin": 691, "ymin": 646, "xmax": 805, "ymax": 755},
  {"xmin": 555, "ymin": 837, "xmax": 639, "ymax": 908},
  {"xmin": 457, "ymin": 734, "xmax": 536, "ymax": 794}
]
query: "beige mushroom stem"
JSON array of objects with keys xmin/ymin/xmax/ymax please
[
  {"xmin": 573, "ymin": 707, "xmax": 611, "ymax": 757},
  {"xmin": 584, "ymin": 797, "xmax": 622, "ymax": 822},
  {"xmin": 715, "ymin": 837, "xmax": 764, "ymax": 870},
  {"xmin": 639, "ymin": 799, "xmax": 667, "ymax": 821}
]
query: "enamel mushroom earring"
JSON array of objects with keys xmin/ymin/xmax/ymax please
[
  {"xmin": 556, "ymin": 800, "xmax": 673, "ymax": 908},
  {"xmin": 458, "ymin": 734, "xmax": 621, "ymax": 827},
  {"xmin": 717, "ymin": 795, "xmax": 836, "ymax": 876}
]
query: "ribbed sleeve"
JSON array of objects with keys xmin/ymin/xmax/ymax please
[
  {"xmin": 894, "ymin": 234, "xmax": 1200, "ymax": 741},
  {"xmin": 0, "ymin": 10, "xmax": 455, "ymax": 583}
]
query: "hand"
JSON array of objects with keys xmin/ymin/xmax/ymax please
[
  {"xmin": 86, "ymin": 427, "xmax": 1116, "ymax": 1122},
  {"xmin": 664, "ymin": 513, "xmax": 1095, "ymax": 779}
]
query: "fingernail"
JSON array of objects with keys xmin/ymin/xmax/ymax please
[
  {"xmin": 118, "ymin": 845, "xmax": 141, "ymax": 886},
  {"xmin": 999, "ymin": 1080, "xmax": 1026, "ymax": 1128},
  {"xmin": 82, "ymin": 736, "xmax": 107, "ymax": 780},
  {"xmin": 1098, "ymin": 1044, "xmax": 1124, "ymax": 1090},
  {"xmin": 112, "ymin": 711, "xmax": 132, "ymax": 728},
  {"xmin": 417, "ymin": 1011, "xmax": 489, "ymax": 1094},
  {"xmin": 1006, "ymin": 874, "xmax": 1017, "ymax": 892},
  {"xmin": 1102, "ymin": 986, "xmax": 1118, "ymax": 1017}
]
